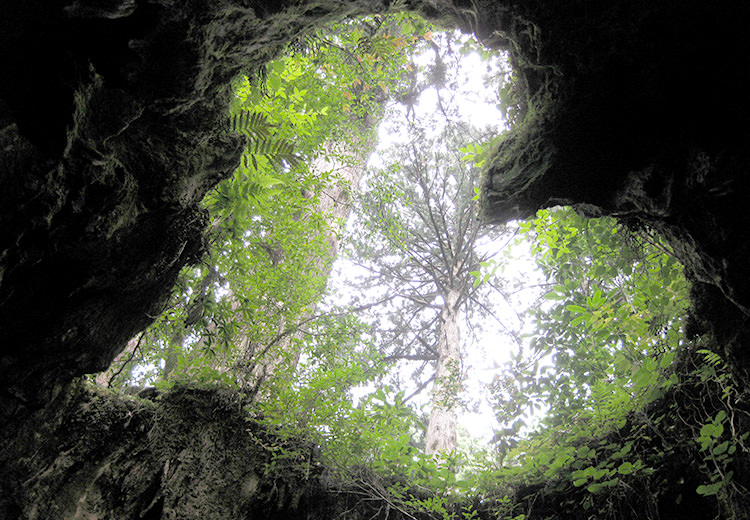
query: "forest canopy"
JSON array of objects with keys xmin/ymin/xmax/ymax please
[{"xmin": 91, "ymin": 13, "xmax": 747, "ymax": 519}]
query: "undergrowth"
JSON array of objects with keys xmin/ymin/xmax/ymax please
[{"xmin": 234, "ymin": 339, "xmax": 749, "ymax": 520}]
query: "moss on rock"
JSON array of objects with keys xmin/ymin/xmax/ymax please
[{"xmin": 0, "ymin": 382, "xmax": 330, "ymax": 519}]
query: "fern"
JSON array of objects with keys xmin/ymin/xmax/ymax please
[
  {"xmin": 206, "ymin": 109, "xmax": 299, "ymax": 214},
  {"xmin": 231, "ymin": 110, "xmax": 273, "ymax": 139},
  {"xmin": 206, "ymin": 164, "xmax": 284, "ymax": 218},
  {"xmin": 698, "ymin": 349, "xmax": 723, "ymax": 367},
  {"xmin": 230, "ymin": 110, "xmax": 302, "ymax": 171},
  {"xmin": 288, "ymin": 34, "xmax": 324, "ymax": 57}
]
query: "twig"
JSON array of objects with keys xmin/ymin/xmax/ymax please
[{"xmin": 107, "ymin": 331, "xmax": 146, "ymax": 387}]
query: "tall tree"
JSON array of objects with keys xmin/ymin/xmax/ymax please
[{"xmin": 345, "ymin": 119, "xmax": 510, "ymax": 455}]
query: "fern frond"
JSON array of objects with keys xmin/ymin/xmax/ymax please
[
  {"xmin": 288, "ymin": 34, "xmax": 324, "ymax": 57},
  {"xmin": 231, "ymin": 110, "xmax": 273, "ymax": 139},
  {"xmin": 230, "ymin": 110, "xmax": 303, "ymax": 171},
  {"xmin": 247, "ymin": 137, "xmax": 302, "ymax": 170}
]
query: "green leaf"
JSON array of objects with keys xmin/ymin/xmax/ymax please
[
  {"xmin": 700, "ymin": 423, "xmax": 716, "ymax": 439},
  {"xmin": 617, "ymin": 462, "xmax": 634, "ymax": 475},
  {"xmin": 659, "ymin": 351, "xmax": 675, "ymax": 369},
  {"xmin": 696, "ymin": 483, "xmax": 723, "ymax": 496},
  {"xmin": 712, "ymin": 441, "xmax": 729, "ymax": 456}
]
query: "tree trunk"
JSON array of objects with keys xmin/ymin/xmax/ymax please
[{"xmin": 425, "ymin": 286, "xmax": 461, "ymax": 455}]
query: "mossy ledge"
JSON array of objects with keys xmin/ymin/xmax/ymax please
[{"xmin": 0, "ymin": 381, "xmax": 332, "ymax": 519}]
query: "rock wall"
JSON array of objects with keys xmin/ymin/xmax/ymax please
[
  {"xmin": 0, "ymin": 382, "xmax": 329, "ymax": 519},
  {"xmin": 478, "ymin": 0, "xmax": 750, "ymax": 385},
  {"xmin": 0, "ymin": 0, "xmax": 395, "ymax": 405}
]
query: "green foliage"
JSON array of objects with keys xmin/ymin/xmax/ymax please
[
  {"xmin": 464, "ymin": 209, "xmax": 750, "ymax": 519},
  {"xmin": 91, "ymin": 15, "xmax": 749, "ymax": 520},
  {"xmin": 229, "ymin": 109, "xmax": 302, "ymax": 171},
  {"xmin": 102, "ymin": 14, "xmax": 430, "ymax": 392},
  {"xmin": 491, "ymin": 207, "xmax": 690, "ymax": 453},
  {"xmin": 689, "ymin": 348, "xmax": 748, "ymax": 509},
  {"xmin": 253, "ymin": 315, "xmax": 393, "ymax": 460}
]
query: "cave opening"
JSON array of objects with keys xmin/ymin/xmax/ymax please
[
  {"xmin": 2, "ymin": 1, "xmax": 750, "ymax": 518},
  {"xmin": 85, "ymin": 11, "xmax": 719, "ymax": 517}
]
